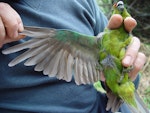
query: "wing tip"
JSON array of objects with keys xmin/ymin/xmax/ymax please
[
  {"xmin": 8, "ymin": 63, "xmax": 15, "ymax": 67},
  {"xmin": 2, "ymin": 50, "xmax": 8, "ymax": 55}
]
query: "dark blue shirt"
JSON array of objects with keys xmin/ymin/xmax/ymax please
[{"xmin": 0, "ymin": 0, "xmax": 109, "ymax": 113}]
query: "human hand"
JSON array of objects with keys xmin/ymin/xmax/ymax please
[
  {"xmin": 0, "ymin": 2, "xmax": 24, "ymax": 48},
  {"xmin": 106, "ymin": 14, "xmax": 146, "ymax": 81}
]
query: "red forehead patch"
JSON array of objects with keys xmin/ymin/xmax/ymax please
[{"xmin": 113, "ymin": 3, "xmax": 117, "ymax": 8}]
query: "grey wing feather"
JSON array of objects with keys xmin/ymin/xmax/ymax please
[
  {"xmin": 106, "ymin": 88, "xmax": 149, "ymax": 113},
  {"xmin": 106, "ymin": 89, "xmax": 123, "ymax": 112},
  {"xmin": 83, "ymin": 61, "xmax": 90, "ymax": 84},
  {"xmin": 2, "ymin": 26, "xmax": 101, "ymax": 85},
  {"xmin": 127, "ymin": 91, "xmax": 150, "ymax": 113}
]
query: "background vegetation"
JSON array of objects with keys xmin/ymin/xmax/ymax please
[{"xmin": 96, "ymin": 0, "xmax": 150, "ymax": 108}]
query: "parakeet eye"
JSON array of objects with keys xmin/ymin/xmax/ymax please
[{"xmin": 116, "ymin": 1, "xmax": 124, "ymax": 12}]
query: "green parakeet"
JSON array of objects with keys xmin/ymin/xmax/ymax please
[
  {"xmin": 97, "ymin": 0, "xmax": 135, "ymax": 108},
  {"xmin": 2, "ymin": 1, "xmax": 149, "ymax": 113}
]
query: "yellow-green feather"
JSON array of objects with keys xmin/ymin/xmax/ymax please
[{"xmin": 95, "ymin": 2, "xmax": 137, "ymax": 108}]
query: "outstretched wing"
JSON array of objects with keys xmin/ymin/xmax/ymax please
[{"xmin": 2, "ymin": 26, "xmax": 101, "ymax": 85}]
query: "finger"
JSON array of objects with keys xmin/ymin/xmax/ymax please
[
  {"xmin": 11, "ymin": 7, "xmax": 24, "ymax": 32},
  {"xmin": 122, "ymin": 37, "xmax": 140, "ymax": 67},
  {"xmin": 0, "ymin": 3, "xmax": 23, "ymax": 38},
  {"xmin": 0, "ymin": 17, "xmax": 6, "ymax": 47},
  {"xmin": 129, "ymin": 52, "xmax": 146, "ymax": 81},
  {"xmin": 124, "ymin": 17, "xmax": 137, "ymax": 32},
  {"xmin": 107, "ymin": 14, "xmax": 123, "ymax": 29},
  {"xmin": 3, "ymin": 34, "xmax": 26, "ymax": 45}
]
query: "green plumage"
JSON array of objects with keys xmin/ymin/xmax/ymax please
[{"xmin": 95, "ymin": 1, "xmax": 136, "ymax": 107}]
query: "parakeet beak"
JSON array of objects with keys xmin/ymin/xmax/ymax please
[{"xmin": 117, "ymin": 1, "xmax": 124, "ymax": 12}]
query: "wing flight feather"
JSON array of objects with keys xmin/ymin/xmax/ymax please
[{"xmin": 2, "ymin": 26, "xmax": 102, "ymax": 85}]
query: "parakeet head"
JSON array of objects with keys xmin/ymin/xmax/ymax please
[
  {"xmin": 112, "ymin": 1, "xmax": 131, "ymax": 18},
  {"xmin": 113, "ymin": 1, "xmax": 124, "ymax": 12}
]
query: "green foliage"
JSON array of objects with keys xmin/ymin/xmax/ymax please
[
  {"xmin": 96, "ymin": 0, "xmax": 113, "ymax": 18},
  {"xmin": 126, "ymin": 0, "xmax": 150, "ymax": 39},
  {"xmin": 143, "ymin": 88, "xmax": 150, "ymax": 108}
]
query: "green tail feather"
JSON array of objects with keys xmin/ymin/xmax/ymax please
[{"xmin": 93, "ymin": 81, "xmax": 106, "ymax": 93}]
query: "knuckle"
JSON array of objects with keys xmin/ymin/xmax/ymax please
[
  {"xmin": 0, "ymin": 2, "xmax": 10, "ymax": 10},
  {"xmin": 5, "ymin": 23, "xmax": 19, "ymax": 38},
  {"xmin": 11, "ymin": 22, "xmax": 18, "ymax": 28}
]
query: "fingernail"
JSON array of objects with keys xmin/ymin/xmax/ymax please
[{"xmin": 123, "ymin": 55, "xmax": 132, "ymax": 66}]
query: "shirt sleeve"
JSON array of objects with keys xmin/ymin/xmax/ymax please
[{"xmin": 91, "ymin": 0, "xmax": 108, "ymax": 36}]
